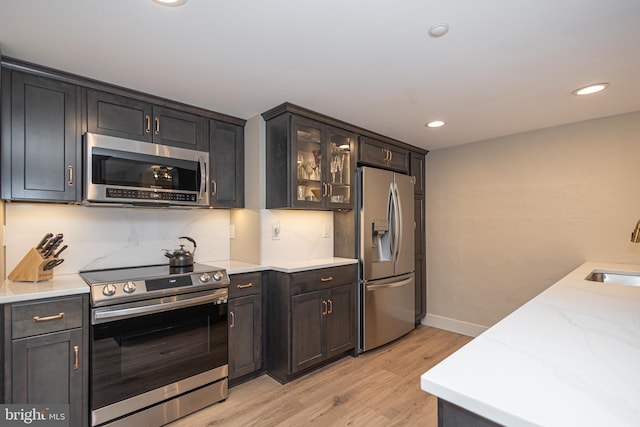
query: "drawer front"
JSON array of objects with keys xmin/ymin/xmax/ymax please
[
  {"xmin": 12, "ymin": 296, "xmax": 84, "ymax": 339},
  {"xmin": 229, "ymin": 272, "xmax": 262, "ymax": 298},
  {"xmin": 291, "ymin": 265, "xmax": 356, "ymax": 295}
]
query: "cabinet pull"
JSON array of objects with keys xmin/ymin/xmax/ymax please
[
  {"xmin": 322, "ymin": 300, "xmax": 328, "ymax": 315},
  {"xmin": 145, "ymin": 115, "xmax": 151, "ymax": 133},
  {"xmin": 33, "ymin": 312, "xmax": 64, "ymax": 322},
  {"xmin": 212, "ymin": 180, "xmax": 217, "ymax": 196},
  {"xmin": 154, "ymin": 117, "xmax": 160, "ymax": 135},
  {"xmin": 328, "ymin": 183, "xmax": 333, "ymax": 197},
  {"xmin": 320, "ymin": 276, "xmax": 333, "ymax": 282},
  {"xmin": 327, "ymin": 299, "xmax": 333, "ymax": 314},
  {"xmin": 236, "ymin": 283, "xmax": 253, "ymax": 289},
  {"xmin": 389, "ymin": 150, "xmax": 393, "ymax": 162},
  {"xmin": 73, "ymin": 345, "xmax": 79, "ymax": 370},
  {"xmin": 68, "ymin": 165, "xmax": 73, "ymax": 186},
  {"xmin": 229, "ymin": 311, "xmax": 235, "ymax": 328}
]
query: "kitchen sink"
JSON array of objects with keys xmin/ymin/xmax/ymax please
[{"xmin": 585, "ymin": 270, "xmax": 640, "ymax": 287}]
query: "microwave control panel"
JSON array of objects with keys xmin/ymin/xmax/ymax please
[{"xmin": 106, "ymin": 188, "xmax": 197, "ymax": 202}]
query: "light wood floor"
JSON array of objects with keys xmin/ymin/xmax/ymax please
[{"xmin": 167, "ymin": 326, "xmax": 473, "ymax": 427}]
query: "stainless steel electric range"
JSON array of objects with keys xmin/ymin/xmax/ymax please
[{"xmin": 81, "ymin": 263, "xmax": 230, "ymax": 427}]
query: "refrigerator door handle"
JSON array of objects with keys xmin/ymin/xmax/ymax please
[
  {"xmin": 366, "ymin": 277, "xmax": 413, "ymax": 291},
  {"xmin": 391, "ymin": 182, "xmax": 402, "ymax": 266}
]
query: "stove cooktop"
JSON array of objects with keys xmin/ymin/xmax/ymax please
[{"xmin": 81, "ymin": 263, "xmax": 229, "ymax": 306}]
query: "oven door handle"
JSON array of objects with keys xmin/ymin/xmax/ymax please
[{"xmin": 92, "ymin": 293, "xmax": 225, "ymax": 324}]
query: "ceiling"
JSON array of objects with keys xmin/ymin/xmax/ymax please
[{"xmin": 0, "ymin": 0, "xmax": 639, "ymax": 151}]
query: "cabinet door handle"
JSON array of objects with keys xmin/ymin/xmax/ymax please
[
  {"xmin": 154, "ymin": 117, "xmax": 160, "ymax": 135},
  {"xmin": 327, "ymin": 299, "xmax": 333, "ymax": 314},
  {"xmin": 322, "ymin": 300, "xmax": 328, "ymax": 316},
  {"xmin": 73, "ymin": 345, "xmax": 79, "ymax": 370},
  {"xmin": 68, "ymin": 165, "xmax": 73, "ymax": 186},
  {"xmin": 33, "ymin": 313, "xmax": 65, "ymax": 322},
  {"xmin": 229, "ymin": 311, "xmax": 235, "ymax": 328},
  {"xmin": 381, "ymin": 148, "xmax": 387, "ymax": 161},
  {"xmin": 212, "ymin": 180, "xmax": 217, "ymax": 196},
  {"xmin": 328, "ymin": 183, "xmax": 333, "ymax": 196},
  {"xmin": 320, "ymin": 276, "xmax": 333, "ymax": 282},
  {"xmin": 389, "ymin": 150, "xmax": 393, "ymax": 162},
  {"xmin": 237, "ymin": 283, "xmax": 253, "ymax": 289},
  {"xmin": 145, "ymin": 115, "xmax": 151, "ymax": 133}
]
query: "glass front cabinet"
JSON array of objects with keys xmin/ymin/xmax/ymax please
[{"xmin": 266, "ymin": 112, "xmax": 354, "ymax": 210}]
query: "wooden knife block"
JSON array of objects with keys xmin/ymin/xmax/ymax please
[{"xmin": 8, "ymin": 248, "xmax": 55, "ymax": 282}]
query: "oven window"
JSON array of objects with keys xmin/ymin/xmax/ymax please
[
  {"xmin": 91, "ymin": 302, "xmax": 227, "ymax": 410},
  {"xmin": 91, "ymin": 147, "xmax": 199, "ymax": 191}
]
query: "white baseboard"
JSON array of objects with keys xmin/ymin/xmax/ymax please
[{"xmin": 421, "ymin": 314, "xmax": 488, "ymax": 338}]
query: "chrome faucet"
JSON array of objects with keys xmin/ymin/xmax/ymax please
[{"xmin": 632, "ymin": 219, "xmax": 640, "ymax": 243}]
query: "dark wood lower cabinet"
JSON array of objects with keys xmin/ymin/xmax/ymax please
[
  {"xmin": 267, "ymin": 265, "xmax": 357, "ymax": 384},
  {"xmin": 438, "ymin": 399, "xmax": 502, "ymax": 427},
  {"xmin": 12, "ymin": 329, "xmax": 84, "ymax": 420},
  {"xmin": 228, "ymin": 272, "xmax": 263, "ymax": 385},
  {"xmin": 4, "ymin": 295, "xmax": 88, "ymax": 427}
]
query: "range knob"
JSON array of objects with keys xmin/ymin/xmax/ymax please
[
  {"xmin": 213, "ymin": 271, "xmax": 224, "ymax": 281},
  {"xmin": 123, "ymin": 281, "xmax": 136, "ymax": 294},
  {"xmin": 199, "ymin": 273, "xmax": 211, "ymax": 283},
  {"xmin": 102, "ymin": 284, "xmax": 117, "ymax": 297}
]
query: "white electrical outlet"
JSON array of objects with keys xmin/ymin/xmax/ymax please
[
  {"xmin": 272, "ymin": 221, "xmax": 281, "ymax": 240},
  {"xmin": 322, "ymin": 224, "xmax": 330, "ymax": 238},
  {"xmin": 229, "ymin": 224, "xmax": 235, "ymax": 239}
]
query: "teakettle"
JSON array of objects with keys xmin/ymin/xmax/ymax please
[{"xmin": 164, "ymin": 236, "xmax": 197, "ymax": 267}]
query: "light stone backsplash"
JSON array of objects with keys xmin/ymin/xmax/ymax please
[
  {"xmin": 5, "ymin": 203, "xmax": 231, "ymax": 276},
  {"xmin": 259, "ymin": 209, "xmax": 334, "ymax": 265}
]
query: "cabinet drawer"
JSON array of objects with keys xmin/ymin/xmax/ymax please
[
  {"xmin": 229, "ymin": 272, "xmax": 262, "ymax": 298},
  {"xmin": 12, "ymin": 296, "xmax": 84, "ymax": 339},
  {"xmin": 291, "ymin": 265, "xmax": 356, "ymax": 295}
]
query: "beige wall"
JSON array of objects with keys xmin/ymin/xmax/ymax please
[{"xmin": 425, "ymin": 111, "xmax": 640, "ymax": 335}]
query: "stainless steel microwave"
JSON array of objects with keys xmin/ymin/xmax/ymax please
[{"xmin": 83, "ymin": 133, "xmax": 209, "ymax": 207}]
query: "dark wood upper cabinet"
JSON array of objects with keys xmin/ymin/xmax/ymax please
[
  {"xmin": 210, "ymin": 120, "xmax": 244, "ymax": 208},
  {"xmin": 86, "ymin": 90, "xmax": 152, "ymax": 142},
  {"xmin": 411, "ymin": 152, "xmax": 425, "ymax": 195},
  {"xmin": 1, "ymin": 70, "xmax": 80, "ymax": 202},
  {"xmin": 87, "ymin": 90, "xmax": 207, "ymax": 150},
  {"xmin": 359, "ymin": 135, "xmax": 410, "ymax": 174},
  {"xmin": 264, "ymin": 113, "xmax": 355, "ymax": 210}
]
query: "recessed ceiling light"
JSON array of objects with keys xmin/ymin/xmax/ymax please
[
  {"xmin": 428, "ymin": 23, "xmax": 450, "ymax": 38},
  {"xmin": 572, "ymin": 83, "xmax": 609, "ymax": 96},
  {"xmin": 425, "ymin": 120, "xmax": 446, "ymax": 128},
  {"xmin": 151, "ymin": 0, "xmax": 187, "ymax": 6}
]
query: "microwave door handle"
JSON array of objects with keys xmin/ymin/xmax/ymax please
[{"xmin": 199, "ymin": 157, "xmax": 207, "ymax": 202}]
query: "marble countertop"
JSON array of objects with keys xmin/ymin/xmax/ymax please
[
  {"xmin": 0, "ymin": 257, "xmax": 358, "ymax": 304},
  {"xmin": 201, "ymin": 257, "xmax": 358, "ymax": 274},
  {"xmin": 420, "ymin": 261, "xmax": 640, "ymax": 427},
  {"xmin": 0, "ymin": 273, "xmax": 89, "ymax": 304}
]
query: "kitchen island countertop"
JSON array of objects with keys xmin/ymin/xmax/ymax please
[{"xmin": 420, "ymin": 261, "xmax": 640, "ymax": 427}]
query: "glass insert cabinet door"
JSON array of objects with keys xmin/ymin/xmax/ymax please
[
  {"xmin": 295, "ymin": 123, "xmax": 323, "ymax": 205},
  {"xmin": 327, "ymin": 128, "xmax": 352, "ymax": 206}
]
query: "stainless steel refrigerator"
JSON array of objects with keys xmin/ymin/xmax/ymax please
[{"xmin": 357, "ymin": 166, "xmax": 415, "ymax": 352}]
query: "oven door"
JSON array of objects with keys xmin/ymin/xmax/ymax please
[
  {"xmin": 90, "ymin": 290, "xmax": 227, "ymax": 426},
  {"xmin": 84, "ymin": 132, "xmax": 209, "ymax": 207}
]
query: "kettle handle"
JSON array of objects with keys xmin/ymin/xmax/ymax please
[{"xmin": 178, "ymin": 236, "xmax": 197, "ymax": 254}]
